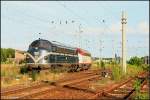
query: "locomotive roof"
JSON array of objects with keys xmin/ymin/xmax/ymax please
[
  {"xmin": 29, "ymin": 39, "xmax": 51, "ymax": 49},
  {"xmin": 51, "ymin": 41, "xmax": 76, "ymax": 50},
  {"xmin": 77, "ymin": 48, "xmax": 91, "ymax": 56},
  {"xmin": 29, "ymin": 39, "xmax": 91, "ymax": 56},
  {"xmin": 29, "ymin": 39, "xmax": 76, "ymax": 50}
]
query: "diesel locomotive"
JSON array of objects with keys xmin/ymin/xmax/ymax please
[{"xmin": 26, "ymin": 39, "xmax": 92, "ymax": 72}]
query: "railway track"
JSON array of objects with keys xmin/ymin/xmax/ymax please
[
  {"xmin": 19, "ymin": 69, "xmax": 111, "ymax": 99},
  {"xmin": 90, "ymin": 72, "xmax": 148, "ymax": 99},
  {"xmin": 20, "ymin": 74, "xmax": 101, "ymax": 99},
  {"xmin": 1, "ymin": 69, "xmax": 102, "ymax": 99},
  {"xmin": 1, "ymin": 70, "xmax": 147, "ymax": 99},
  {"xmin": 1, "ymin": 82, "xmax": 51, "ymax": 99},
  {"xmin": 27, "ymin": 75, "xmax": 101, "ymax": 99},
  {"xmin": 140, "ymin": 79, "xmax": 149, "ymax": 93}
]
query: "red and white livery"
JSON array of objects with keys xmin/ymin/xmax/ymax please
[{"xmin": 76, "ymin": 48, "xmax": 92, "ymax": 70}]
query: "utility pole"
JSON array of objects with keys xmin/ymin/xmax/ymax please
[
  {"xmin": 121, "ymin": 11, "xmax": 127, "ymax": 74},
  {"xmin": 112, "ymin": 39, "xmax": 115, "ymax": 62},
  {"xmin": 98, "ymin": 20, "xmax": 105, "ymax": 67},
  {"xmin": 99, "ymin": 40, "xmax": 101, "ymax": 66},
  {"xmin": 99, "ymin": 40, "xmax": 103, "ymax": 66},
  {"xmin": 78, "ymin": 24, "xmax": 83, "ymax": 48},
  {"xmin": 85, "ymin": 39, "xmax": 90, "ymax": 51}
]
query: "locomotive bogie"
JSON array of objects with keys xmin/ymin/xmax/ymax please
[{"xmin": 27, "ymin": 63, "xmax": 79, "ymax": 72}]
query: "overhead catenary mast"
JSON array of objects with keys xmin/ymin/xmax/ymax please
[
  {"xmin": 78, "ymin": 24, "xmax": 83, "ymax": 48},
  {"xmin": 121, "ymin": 11, "xmax": 127, "ymax": 74},
  {"xmin": 99, "ymin": 40, "xmax": 102, "ymax": 66}
]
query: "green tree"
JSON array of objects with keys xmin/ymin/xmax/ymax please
[
  {"xmin": 6, "ymin": 48, "xmax": 15, "ymax": 58},
  {"xmin": 127, "ymin": 56, "xmax": 143, "ymax": 66},
  {"xmin": 1, "ymin": 48, "xmax": 15, "ymax": 63},
  {"xmin": 1, "ymin": 48, "xmax": 7, "ymax": 62}
]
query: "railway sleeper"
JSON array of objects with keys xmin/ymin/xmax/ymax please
[
  {"xmin": 103, "ymin": 92, "xmax": 127, "ymax": 99},
  {"xmin": 63, "ymin": 85, "xmax": 96, "ymax": 94},
  {"xmin": 19, "ymin": 86, "xmax": 56, "ymax": 99},
  {"xmin": 111, "ymin": 89, "xmax": 131, "ymax": 94}
]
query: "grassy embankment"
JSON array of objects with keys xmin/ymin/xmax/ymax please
[
  {"xmin": 1, "ymin": 64, "xmax": 64, "ymax": 88},
  {"xmin": 91, "ymin": 60, "xmax": 146, "ymax": 79},
  {"xmin": 91, "ymin": 60, "xmax": 149, "ymax": 99},
  {"xmin": 90, "ymin": 60, "xmax": 148, "ymax": 85},
  {"xmin": 1, "ymin": 61, "xmax": 148, "ymax": 89}
]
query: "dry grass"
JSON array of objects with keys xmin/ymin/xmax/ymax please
[
  {"xmin": 1, "ymin": 63, "xmax": 144, "ymax": 88},
  {"xmin": 36, "ymin": 70, "xmax": 65, "ymax": 82},
  {"xmin": 90, "ymin": 61, "xmax": 101, "ymax": 70},
  {"xmin": 1, "ymin": 64, "xmax": 66, "ymax": 88},
  {"xmin": 126, "ymin": 64, "xmax": 144, "ymax": 77},
  {"xmin": 1, "ymin": 64, "xmax": 20, "ymax": 78},
  {"xmin": 1, "ymin": 64, "xmax": 30, "ymax": 88}
]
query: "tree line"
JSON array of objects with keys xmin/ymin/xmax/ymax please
[
  {"xmin": 127, "ymin": 56, "xmax": 147, "ymax": 66},
  {"xmin": 1, "ymin": 48, "xmax": 15, "ymax": 63}
]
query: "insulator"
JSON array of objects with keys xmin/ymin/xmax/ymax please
[
  {"xmin": 72, "ymin": 20, "xmax": 75, "ymax": 23},
  {"xmin": 51, "ymin": 21, "xmax": 54, "ymax": 24}
]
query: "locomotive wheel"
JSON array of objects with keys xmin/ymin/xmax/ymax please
[
  {"xmin": 68, "ymin": 66, "xmax": 73, "ymax": 72},
  {"xmin": 67, "ymin": 67, "xmax": 71, "ymax": 72},
  {"xmin": 68, "ymin": 69, "xmax": 72, "ymax": 72},
  {"xmin": 38, "ymin": 66, "xmax": 41, "ymax": 71},
  {"xmin": 71, "ymin": 65, "xmax": 78, "ymax": 72},
  {"xmin": 27, "ymin": 67, "xmax": 32, "ymax": 71},
  {"xmin": 72, "ymin": 65, "xmax": 75, "ymax": 72},
  {"xmin": 84, "ymin": 65, "xmax": 88, "ymax": 70},
  {"xmin": 74, "ymin": 66, "xmax": 78, "ymax": 72},
  {"xmin": 76, "ymin": 66, "xmax": 81, "ymax": 72}
]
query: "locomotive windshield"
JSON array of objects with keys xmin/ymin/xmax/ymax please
[{"xmin": 29, "ymin": 39, "xmax": 52, "ymax": 50}]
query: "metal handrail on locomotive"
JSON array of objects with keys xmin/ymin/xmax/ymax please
[{"xmin": 26, "ymin": 39, "xmax": 92, "ymax": 72}]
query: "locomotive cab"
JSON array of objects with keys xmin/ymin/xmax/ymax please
[{"xmin": 26, "ymin": 39, "xmax": 52, "ymax": 69}]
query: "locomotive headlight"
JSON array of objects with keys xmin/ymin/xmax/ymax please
[
  {"xmin": 34, "ymin": 52, "xmax": 39, "ymax": 56},
  {"xmin": 26, "ymin": 56, "xmax": 30, "ymax": 59},
  {"xmin": 44, "ymin": 56, "xmax": 48, "ymax": 60}
]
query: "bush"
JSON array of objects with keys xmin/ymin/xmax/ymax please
[
  {"xmin": 20, "ymin": 66, "xmax": 28, "ymax": 74},
  {"xmin": 141, "ymin": 64, "xmax": 149, "ymax": 71},
  {"xmin": 1, "ymin": 48, "xmax": 15, "ymax": 63},
  {"xmin": 31, "ymin": 70, "xmax": 37, "ymax": 81},
  {"xmin": 134, "ymin": 79, "xmax": 141, "ymax": 93},
  {"xmin": 127, "ymin": 56, "xmax": 143, "ymax": 66},
  {"xmin": 111, "ymin": 64, "xmax": 122, "ymax": 81},
  {"xmin": 126, "ymin": 64, "xmax": 143, "ymax": 77},
  {"xmin": 133, "ymin": 79, "xmax": 147, "ymax": 100},
  {"xmin": 133, "ymin": 93, "xmax": 149, "ymax": 100}
]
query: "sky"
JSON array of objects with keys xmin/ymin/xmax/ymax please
[{"xmin": 1, "ymin": 1, "xmax": 149, "ymax": 59}]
